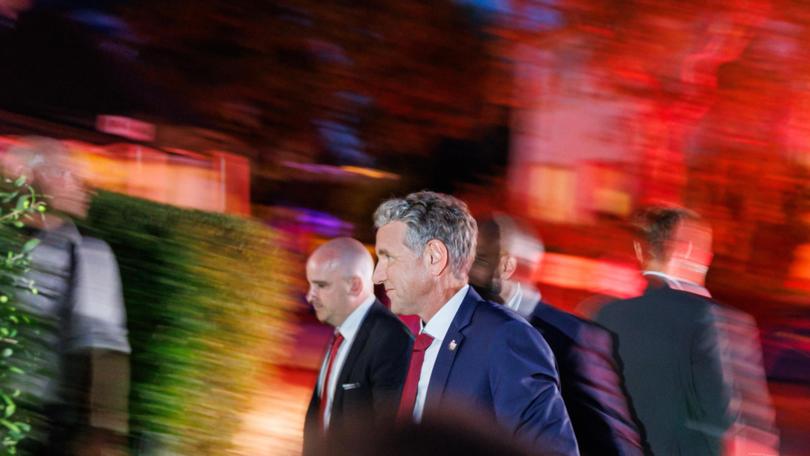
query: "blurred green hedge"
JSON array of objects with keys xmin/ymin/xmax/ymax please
[{"xmin": 81, "ymin": 191, "xmax": 297, "ymax": 455}]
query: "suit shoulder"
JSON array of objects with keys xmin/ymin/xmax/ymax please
[
  {"xmin": 76, "ymin": 236, "xmax": 118, "ymax": 261},
  {"xmin": 531, "ymin": 301, "xmax": 589, "ymax": 337},
  {"xmin": 598, "ymin": 290, "xmax": 719, "ymax": 337},
  {"xmin": 534, "ymin": 303, "xmax": 613, "ymax": 352},
  {"xmin": 603, "ymin": 287, "xmax": 714, "ymax": 310},
  {"xmin": 470, "ymin": 301, "xmax": 547, "ymax": 350},
  {"xmin": 365, "ymin": 302, "xmax": 413, "ymax": 339},
  {"xmin": 473, "ymin": 297, "xmax": 532, "ymax": 328},
  {"xmin": 658, "ymin": 288, "xmax": 717, "ymax": 315},
  {"xmin": 595, "ymin": 296, "xmax": 640, "ymax": 321},
  {"xmin": 78, "ymin": 235, "xmax": 111, "ymax": 249}
]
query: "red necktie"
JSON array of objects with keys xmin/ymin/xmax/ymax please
[
  {"xmin": 397, "ymin": 332, "xmax": 435, "ymax": 421},
  {"xmin": 319, "ymin": 332, "xmax": 345, "ymax": 425}
]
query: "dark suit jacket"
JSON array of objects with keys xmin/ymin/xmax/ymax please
[
  {"xmin": 424, "ymin": 287, "xmax": 579, "ymax": 456},
  {"xmin": 529, "ymin": 301, "xmax": 647, "ymax": 456},
  {"xmin": 304, "ymin": 300, "xmax": 413, "ymax": 454},
  {"xmin": 596, "ymin": 287, "xmax": 732, "ymax": 456}
]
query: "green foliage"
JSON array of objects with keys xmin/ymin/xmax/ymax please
[
  {"xmin": 0, "ymin": 176, "xmax": 46, "ymax": 455},
  {"xmin": 81, "ymin": 191, "xmax": 298, "ymax": 454}
]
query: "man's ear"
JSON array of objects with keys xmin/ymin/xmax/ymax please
[
  {"xmin": 633, "ymin": 240, "xmax": 644, "ymax": 264},
  {"xmin": 500, "ymin": 255, "xmax": 518, "ymax": 281},
  {"xmin": 347, "ymin": 276, "xmax": 363, "ymax": 296},
  {"xmin": 425, "ymin": 239, "xmax": 450, "ymax": 276}
]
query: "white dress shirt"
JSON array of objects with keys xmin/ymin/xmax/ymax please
[
  {"xmin": 317, "ymin": 294, "xmax": 375, "ymax": 429},
  {"xmin": 413, "ymin": 284, "xmax": 470, "ymax": 422},
  {"xmin": 504, "ymin": 283, "xmax": 522, "ymax": 312},
  {"xmin": 503, "ymin": 283, "xmax": 542, "ymax": 318}
]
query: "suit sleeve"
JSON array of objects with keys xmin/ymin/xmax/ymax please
[
  {"xmin": 572, "ymin": 323, "xmax": 646, "ymax": 455},
  {"xmin": 690, "ymin": 310, "xmax": 732, "ymax": 442},
  {"xmin": 69, "ymin": 240, "xmax": 131, "ymax": 354},
  {"xmin": 489, "ymin": 320, "xmax": 580, "ymax": 456},
  {"xmin": 369, "ymin": 323, "xmax": 413, "ymax": 424}
]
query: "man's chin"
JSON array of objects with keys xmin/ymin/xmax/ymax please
[
  {"xmin": 471, "ymin": 284, "xmax": 500, "ymax": 303},
  {"xmin": 390, "ymin": 302, "xmax": 410, "ymax": 316}
]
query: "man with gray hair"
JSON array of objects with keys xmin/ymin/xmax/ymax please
[{"xmin": 373, "ymin": 191, "xmax": 579, "ymax": 455}]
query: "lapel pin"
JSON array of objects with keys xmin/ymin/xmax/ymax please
[{"xmin": 448, "ymin": 340, "xmax": 457, "ymax": 351}]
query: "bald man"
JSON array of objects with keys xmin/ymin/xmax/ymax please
[{"xmin": 303, "ymin": 237, "xmax": 413, "ymax": 454}]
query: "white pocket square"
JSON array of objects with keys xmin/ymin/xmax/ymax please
[{"xmin": 341, "ymin": 382, "xmax": 361, "ymax": 390}]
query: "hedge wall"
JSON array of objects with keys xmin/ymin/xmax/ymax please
[{"xmin": 81, "ymin": 191, "xmax": 297, "ymax": 455}]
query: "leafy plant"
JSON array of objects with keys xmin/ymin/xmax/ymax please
[{"xmin": 0, "ymin": 176, "xmax": 46, "ymax": 455}]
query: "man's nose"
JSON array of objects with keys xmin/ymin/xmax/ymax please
[{"xmin": 372, "ymin": 263, "xmax": 385, "ymax": 285}]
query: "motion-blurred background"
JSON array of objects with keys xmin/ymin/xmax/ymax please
[{"xmin": 0, "ymin": 0, "xmax": 808, "ymax": 454}]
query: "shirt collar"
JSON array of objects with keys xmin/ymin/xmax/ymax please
[
  {"xmin": 36, "ymin": 217, "xmax": 82, "ymax": 244},
  {"xmin": 642, "ymin": 271, "xmax": 711, "ymax": 298},
  {"xmin": 422, "ymin": 284, "xmax": 469, "ymax": 342},
  {"xmin": 504, "ymin": 282, "xmax": 542, "ymax": 317},
  {"xmin": 336, "ymin": 295, "xmax": 376, "ymax": 340},
  {"xmin": 504, "ymin": 283, "xmax": 522, "ymax": 312}
]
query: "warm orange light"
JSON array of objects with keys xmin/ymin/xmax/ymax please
[
  {"xmin": 339, "ymin": 166, "xmax": 399, "ymax": 180},
  {"xmin": 534, "ymin": 253, "xmax": 644, "ymax": 298}
]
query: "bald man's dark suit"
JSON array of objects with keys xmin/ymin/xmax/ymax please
[{"xmin": 303, "ymin": 300, "xmax": 413, "ymax": 455}]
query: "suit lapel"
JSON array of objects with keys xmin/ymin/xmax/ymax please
[
  {"xmin": 424, "ymin": 287, "xmax": 480, "ymax": 412},
  {"xmin": 332, "ymin": 300, "xmax": 380, "ymax": 410}
]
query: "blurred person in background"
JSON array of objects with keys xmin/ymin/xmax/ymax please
[
  {"xmin": 373, "ymin": 191, "xmax": 579, "ymax": 456},
  {"xmin": 303, "ymin": 237, "xmax": 413, "ymax": 455},
  {"xmin": 469, "ymin": 213, "xmax": 647, "ymax": 456},
  {"xmin": 3, "ymin": 138, "xmax": 130, "ymax": 456},
  {"xmin": 596, "ymin": 206, "xmax": 778, "ymax": 456},
  {"xmin": 711, "ymin": 303, "xmax": 780, "ymax": 456}
]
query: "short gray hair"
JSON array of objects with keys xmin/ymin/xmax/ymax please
[{"xmin": 373, "ymin": 191, "xmax": 477, "ymax": 277}]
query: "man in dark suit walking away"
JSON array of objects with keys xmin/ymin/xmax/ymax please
[
  {"xmin": 596, "ymin": 207, "xmax": 734, "ymax": 456},
  {"xmin": 469, "ymin": 213, "xmax": 647, "ymax": 456},
  {"xmin": 303, "ymin": 237, "xmax": 413, "ymax": 455}
]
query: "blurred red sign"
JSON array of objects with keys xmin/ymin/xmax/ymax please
[{"xmin": 96, "ymin": 115, "xmax": 156, "ymax": 141}]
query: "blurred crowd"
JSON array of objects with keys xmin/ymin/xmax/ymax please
[
  {"xmin": 300, "ymin": 191, "xmax": 780, "ymax": 456},
  {"xmin": 0, "ymin": 135, "xmax": 791, "ymax": 456}
]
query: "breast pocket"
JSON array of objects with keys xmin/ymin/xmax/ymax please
[
  {"xmin": 337, "ymin": 381, "xmax": 373, "ymax": 417},
  {"xmin": 341, "ymin": 382, "xmax": 362, "ymax": 391}
]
